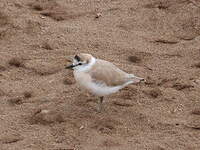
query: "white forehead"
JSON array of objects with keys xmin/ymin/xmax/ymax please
[{"xmin": 73, "ymin": 58, "xmax": 78, "ymax": 63}]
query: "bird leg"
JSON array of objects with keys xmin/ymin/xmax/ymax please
[{"xmin": 97, "ymin": 96, "xmax": 104, "ymax": 112}]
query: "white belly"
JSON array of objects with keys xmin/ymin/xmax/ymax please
[{"xmin": 73, "ymin": 71, "xmax": 128, "ymax": 96}]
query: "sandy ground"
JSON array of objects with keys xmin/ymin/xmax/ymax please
[{"xmin": 0, "ymin": 0, "xmax": 200, "ymax": 149}]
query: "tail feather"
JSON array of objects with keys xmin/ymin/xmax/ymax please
[{"xmin": 128, "ymin": 74, "xmax": 145, "ymax": 83}]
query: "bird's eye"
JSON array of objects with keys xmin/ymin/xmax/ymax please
[{"xmin": 78, "ymin": 63, "xmax": 83, "ymax": 65}]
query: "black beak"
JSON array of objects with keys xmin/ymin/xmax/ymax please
[
  {"xmin": 65, "ymin": 64, "xmax": 75, "ymax": 69},
  {"xmin": 65, "ymin": 62, "xmax": 82, "ymax": 69}
]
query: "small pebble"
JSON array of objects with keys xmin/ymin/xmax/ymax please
[
  {"xmin": 80, "ymin": 125, "xmax": 84, "ymax": 130},
  {"xmin": 95, "ymin": 13, "xmax": 102, "ymax": 18}
]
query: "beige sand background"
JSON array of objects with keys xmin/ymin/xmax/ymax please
[{"xmin": 0, "ymin": 0, "xmax": 200, "ymax": 149}]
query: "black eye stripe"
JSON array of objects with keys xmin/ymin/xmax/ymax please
[{"xmin": 74, "ymin": 55, "xmax": 81, "ymax": 61}]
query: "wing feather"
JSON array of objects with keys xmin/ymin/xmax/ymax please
[{"xmin": 88, "ymin": 59, "xmax": 130, "ymax": 86}]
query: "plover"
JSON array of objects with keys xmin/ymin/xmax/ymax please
[{"xmin": 66, "ymin": 53, "xmax": 144, "ymax": 112}]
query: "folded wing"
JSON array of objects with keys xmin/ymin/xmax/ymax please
[{"xmin": 88, "ymin": 59, "xmax": 131, "ymax": 87}]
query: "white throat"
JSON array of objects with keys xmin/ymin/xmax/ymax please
[{"xmin": 74, "ymin": 57, "xmax": 96, "ymax": 72}]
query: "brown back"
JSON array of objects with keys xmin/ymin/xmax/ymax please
[{"xmin": 87, "ymin": 59, "xmax": 130, "ymax": 86}]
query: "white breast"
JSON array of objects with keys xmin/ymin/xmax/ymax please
[
  {"xmin": 74, "ymin": 71, "xmax": 133, "ymax": 96},
  {"xmin": 85, "ymin": 81, "xmax": 122, "ymax": 96}
]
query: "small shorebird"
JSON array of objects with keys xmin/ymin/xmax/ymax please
[{"xmin": 66, "ymin": 53, "xmax": 144, "ymax": 112}]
